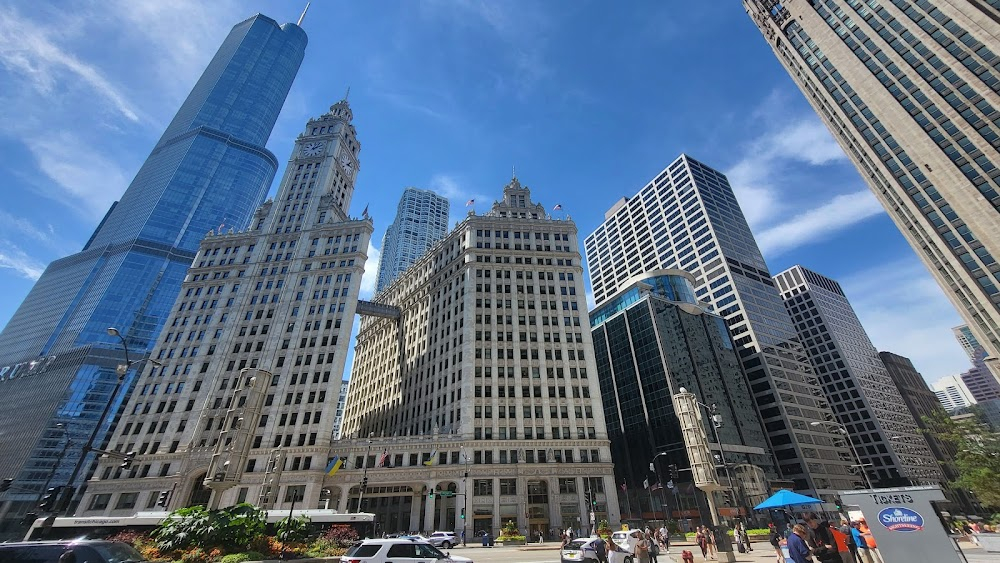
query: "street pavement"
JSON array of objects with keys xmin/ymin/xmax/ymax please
[{"xmin": 445, "ymin": 540, "xmax": 995, "ymax": 563}]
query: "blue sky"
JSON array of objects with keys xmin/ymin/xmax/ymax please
[{"xmin": 0, "ymin": 1, "xmax": 972, "ymax": 383}]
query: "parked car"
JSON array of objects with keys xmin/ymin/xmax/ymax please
[
  {"xmin": 562, "ymin": 536, "xmax": 633, "ymax": 563},
  {"xmin": 0, "ymin": 540, "xmax": 148, "ymax": 563},
  {"xmin": 341, "ymin": 538, "xmax": 472, "ymax": 563},
  {"xmin": 427, "ymin": 531, "xmax": 460, "ymax": 548}
]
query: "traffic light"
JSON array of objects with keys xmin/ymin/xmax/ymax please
[
  {"xmin": 0, "ymin": 478, "xmax": 12, "ymax": 492},
  {"xmin": 834, "ymin": 496, "xmax": 844, "ymax": 512},
  {"xmin": 460, "ymin": 508, "xmax": 466, "ymax": 519},
  {"xmin": 429, "ymin": 487, "xmax": 437, "ymax": 499},
  {"xmin": 39, "ymin": 487, "xmax": 62, "ymax": 511},
  {"xmin": 120, "ymin": 451, "xmax": 136, "ymax": 470},
  {"xmin": 56, "ymin": 486, "xmax": 75, "ymax": 512},
  {"xmin": 19, "ymin": 512, "xmax": 37, "ymax": 526},
  {"xmin": 669, "ymin": 464, "xmax": 679, "ymax": 481},
  {"xmin": 157, "ymin": 490, "xmax": 170, "ymax": 507}
]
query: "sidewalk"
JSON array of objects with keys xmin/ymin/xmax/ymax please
[{"xmin": 655, "ymin": 541, "xmax": 992, "ymax": 563}]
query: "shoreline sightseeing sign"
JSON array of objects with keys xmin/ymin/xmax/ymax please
[
  {"xmin": 841, "ymin": 486, "xmax": 960, "ymax": 563},
  {"xmin": 877, "ymin": 507, "xmax": 924, "ymax": 532}
]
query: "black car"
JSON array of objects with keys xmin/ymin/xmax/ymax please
[{"xmin": 0, "ymin": 540, "xmax": 148, "ymax": 563}]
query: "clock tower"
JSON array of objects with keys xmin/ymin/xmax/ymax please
[{"xmin": 264, "ymin": 97, "xmax": 360, "ymax": 234}]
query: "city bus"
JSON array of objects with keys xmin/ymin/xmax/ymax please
[{"xmin": 24, "ymin": 509, "xmax": 375, "ymax": 541}]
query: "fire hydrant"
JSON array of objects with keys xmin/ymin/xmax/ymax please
[{"xmin": 681, "ymin": 549, "xmax": 695, "ymax": 563}]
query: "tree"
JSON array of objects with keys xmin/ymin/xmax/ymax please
[
  {"xmin": 923, "ymin": 410, "xmax": 1000, "ymax": 509},
  {"xmin": 152, "ymin": 503, "xmax": 267, "ymax": 553}
]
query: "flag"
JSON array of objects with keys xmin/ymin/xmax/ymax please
[
  {"xmin": 361, "ymin": 204, "xmax": 369, "ymax": 217},
  {"xmin": 325, "ymin": 456, "xmax": 343, "ymax": 477},
  {"xmin": 423, "ymin": 450, "xmax": 438, "ymax": 466},
  {"xmin": 553, "ymin": 204, "xmax": 563, "ymax": 211},
  {"xmin": 643, "ymin": 478, "xmax": 649, "ymax": 490},
  {"xmin": 465, "ymin": 199, "xmax": 475, "ymax": 206},
  {"xmin": 651, "ymin": 482, "xmax": 662, "ymax": 491},
  {"xmin": 376, "ymin": 449, "xmax": 389, "ymax": 468}
]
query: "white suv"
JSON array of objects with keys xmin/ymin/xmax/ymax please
[
  {"xmin": 340, "ymin": 538, "xmax": 472, "ymax": 563},
  {"xmin": 427, "ymin": 531, "xmax": 460, "ymax": 548}
]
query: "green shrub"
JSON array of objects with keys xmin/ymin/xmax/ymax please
[{"xmin": 219, "ymin": 554, "xmax": 252, "ymax": 563}]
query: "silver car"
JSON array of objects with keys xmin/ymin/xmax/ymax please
[{"xmin": 427, "ymin": 531, "xmax": 460, "ymax": 548}]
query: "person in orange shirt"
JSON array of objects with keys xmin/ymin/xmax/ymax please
[{"xmin": 829, "ymin": 524, "xmax": 851, "ymax": 563}]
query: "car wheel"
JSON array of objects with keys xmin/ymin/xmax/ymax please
[
  {"xmin": 442, "ymin": 541, "xmax": 451, "ymax": 549},
  {"xmin": 624, "ymin": 558, "xmax": 634, "ymax": 563}
]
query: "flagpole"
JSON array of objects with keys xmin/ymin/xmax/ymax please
[{"xmin": 622, "ymin": 483, "xmax": 633, "ymax": 527}]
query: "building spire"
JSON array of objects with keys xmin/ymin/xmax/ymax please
[
  {"xmin": 344, "ymin": 86, "xmax": 351, "ymax": 101},
  {"xmin": 512, "ymin": 165, "xmax": 516, "ymax": 180},
  {"xmin": 297, "ymin": 2, "xmax": 311, "ymax": 26}
]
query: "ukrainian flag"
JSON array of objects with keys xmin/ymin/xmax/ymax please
[
  {"xmin": 423, "ymin": 450, "xmax": 438, "ymax": 466},
  {"xmin": 325, "ymin": 456, "xmax": 343, "ymax": 477}
]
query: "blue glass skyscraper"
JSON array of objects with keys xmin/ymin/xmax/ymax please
[{"xmin": 0, "ymin": 13, "xmax": 306, "ymax": 526}]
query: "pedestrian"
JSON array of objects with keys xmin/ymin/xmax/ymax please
[
  {"xmin": 593, "ymin": 534, "xmax": 610, "ymax": 563},
  {"xmin": 648, "ymin": 531, "xmax": 660, "ymax": 563},
  {"xmin": 830, "ymin": 521, "xmax": 851, "ymax": 563},
  {"xmin": 839, "ymin": 519, "xmax": 858, "ymax": 563},
  {"xmin": 659, "ymin": 525, "xmax": 669, "ymax": 549},
  {"xmin": 705, "ymin": 526, "xmax": 716, "ymax": 559},
  {"xmin": 803, "ymin": 512, "xmax": 841, "ymax": 563},
  {"xmin": 696, "ymin": 527, "xmax": 709, "ymax": 559},
  {"xmin": 851, "ymin": 523, "xmax": 873, "ymax": 563},
  {"xmin": 787, "ymin": 524, "xmax": 812, "ymax": 563},
  {"xmin": 784, "ymin": 522, "xmax": 794, "ymax": 539},
  {"xmin": 769, "ymin": 524, "xmax": 783, "ymax": 563},
  {"xmin": 635, "ymin": 530, "xmax": 652, "ymax": 563}
]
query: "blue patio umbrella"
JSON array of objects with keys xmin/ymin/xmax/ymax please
[{"xmin": 754, "ymin": 489, "xmax": 823, "ymax": 510}]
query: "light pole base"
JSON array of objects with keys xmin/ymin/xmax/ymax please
[{"xmin": 717, "ymin": 551, "xmax": 737, "ymax": 563}]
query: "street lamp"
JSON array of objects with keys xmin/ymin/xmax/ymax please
[
  {"xmin": 59, "ymin": 327, "xmax": 148, "ymax": 514},
  {"xmin": 811, "ymin": 421, "xmax": 873, "ymax": 489}
]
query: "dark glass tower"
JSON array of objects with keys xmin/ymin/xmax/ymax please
[
  {"xmin": 0, "ymin": 14, "xmax": 306, "ymax": 529},
  {"xmin": 590, "ymin": 270, "xmax": 775, "ymax": 526}
]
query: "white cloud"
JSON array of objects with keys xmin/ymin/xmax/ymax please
[
  {"xmin": 428, "ymin": 173, "xmax": 493, "ymax": 227},
  {"xmin": 839, "ymin": 257, "xmax": 971, "ymax": 383},
  {"xmin": 756, "ymin": 190, "xmax": 884, "ymax": 257},
  {"xmin": 359, "ymin": 242, "xmax": 381, "ymax": 300},
  {"xmin": 726, "ymin": 114, "xmax": 846, "ymax": 228},
  {"xmin": 0, "ymin": 7, "xmax": 140, "ymax": 123},
  {"xmin": 0, "ymin": 240, "xmax": 46, "ymax": 280},
  {"xmin": 24, "ymin": 133, "xmax": 131, "ymax": 220}
]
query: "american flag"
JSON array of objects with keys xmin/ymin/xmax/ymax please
[
  {"xmin": 465, "ymin": 199, "xmax": 475, "ymax": 206},
  {"xmin": 553, "ymin": 204, "xmax": 563, "ymax": 211},
  {"xmin": 376, "ymin": 450, "xmax": 390, "ymax": 468},
  {"xmin": 620, "ymin": 482, "xmax": 627, "ymax": 493}
]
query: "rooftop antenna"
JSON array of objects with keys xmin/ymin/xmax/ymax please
[
  {"xmin": 344, "ymin": 86, "xmax": 351, "ymax": 101},
  {"xmin": 512, "ymin": 165, "xmax": 516, "ymax": 180},
  {"xmin": 297, "ymin": 2, "xmax": 310, "ymax": 26}
]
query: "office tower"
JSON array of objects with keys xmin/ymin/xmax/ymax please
[
  {"xmin": 0, "ymin": 14, "xmax": 306, "ymax": 527},
  {"xmin": 960, "ymin": 357, "xmax": 1000, "ymax": 402},
  {"xmin": 375, "ymin": 188, "xmax": 450, "ymax": 293},
  {"xmin": 744, "ymin": 1, "xmax": 1000, "ymax": 383},
  {"xmin": 590, "ymin": 270, "xmax": 774, "ymax": 524},
  {"xmin": 880, "ymin": 351, "xmax": 973, "ymax": 510},
  {"xmin": 774, "ymin": 266, "xmax": 942, "ymax": 486},
  {"xmin": 933, "ymin": 375, "xmax": 977, "ymax": 412},
  {"xmin": 585, "ymin": 154, "xmax": 855, "ymax": 498},
  {"xmin": 953, "ymin": 324, "xmax": 986, "ymax": 361},
  {"xmin": 338, "ymin": 177, "xmax": 620, "ymax": 536},
  {"xmin": 79, "ymin": 98, "xmax": 373, "ymax": 514},
  {"xmin": 332, "ymin": 379, "xmax": 351, "ymax": 440}
]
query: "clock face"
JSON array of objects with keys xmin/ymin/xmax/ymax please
[
  {"xmin": 339, "ymin": 151, "xmax": 354, "ymax": 170},
  {"xmin": 301, "ymin": 141, "xmax": 325, "ymax": 157}
]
